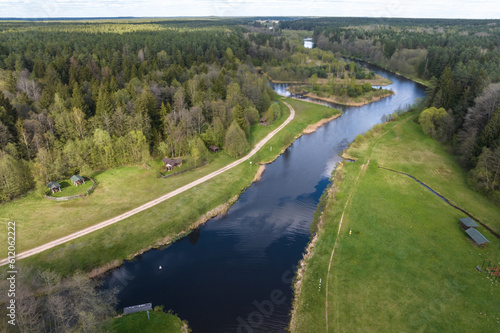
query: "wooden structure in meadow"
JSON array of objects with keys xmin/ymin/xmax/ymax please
[
  {"xmin": 459, "ymin": 217, "xmax": 479, "ymax": 230},
  {"xmin": 47, "ymin": 181, "xmax": 61, "ymax": 193},
  {"xmin": 209, "ymin": 145, "xmax": 220, "ymax": 153},
  {"xmin": 162, "ymin": 158, "xmax": 182, "ymax": 171},
  {"xmin": 70, "ymin": 175, "xmax": 85, "ymax": 186},
  {"xmin": 465, "ymin": 227, "xmax": 490, "ymax": 248}
]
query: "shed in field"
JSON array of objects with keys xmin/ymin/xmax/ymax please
[
  {"xmin": 70, "ymin": 175, "xmax": 85, "ymax": 186},
  {"xmin": 465, "ymin": 228, "xmax": 490, "ymax": 248},
  {"xmin": 162, "ymin": 158, "xmax": 182, "ymax": 171},
  {"xmin": 209, "ymin": 145, "xmax": 220, "ymax": 153},
  {"xmin": 459, "ymin": 217, "xmax": 479, "ymax": 230},
  {"xmin": 47, "ymin": 181, "xmax": 61, "ymax": 193}
]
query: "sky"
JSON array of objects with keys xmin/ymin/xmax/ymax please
[{"xmin": 0, "ymin": 0, "xmax": 499, "ymax": 19}]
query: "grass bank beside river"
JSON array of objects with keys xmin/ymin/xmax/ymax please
[
  {"xmin": 304, "ymin": 89, "xmax": 394, "ymax": 107},
  {"xmin": 103, "ymin": 307, "xmax": 189, "ymax": 333},
  {"xmin": 0, "ymin": 97, "xmax": 341, "ymax": 276},
  {"xmin": 290, "ymin": 111, "xmax": 500, "ymax": 332}
]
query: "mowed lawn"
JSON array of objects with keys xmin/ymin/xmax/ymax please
[
  {"xmin": 0, "ymin": 98, "xmax": 340, "ymax": 275},
  {"xmin": 49, "ymin": 178, "xmax": 94, "ymax": 197},
  {"xmin": 292, "ymin": 112, "xmax": 500, "ymax": 332},
  {"xmin": 0, "ymin": 102, "xmax": 291, "ymax": 254}
]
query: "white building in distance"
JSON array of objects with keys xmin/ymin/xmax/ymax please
[{"xmin": 304, "ymin": 38, "xmax": 314, "ymax": 49}]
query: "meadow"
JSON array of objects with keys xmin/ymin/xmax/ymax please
[
  {"xmin": 0, "ymin": 98, "xmax": 340, "ymax": 276},
  {"xmin": 291, "ymin": 111, "xmax": 500, "ymax": 332}
]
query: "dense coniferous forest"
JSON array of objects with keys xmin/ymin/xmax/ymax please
[{"xmin": 280, "ymin": 17, "xmax": 500, "ymax": 201}]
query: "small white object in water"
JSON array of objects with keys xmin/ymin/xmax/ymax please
[{"xmin": 159, "ymin": 266, "xmax": 162, "ymax": 270}]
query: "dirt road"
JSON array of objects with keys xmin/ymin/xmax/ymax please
[{"xmin": 0, "ymin": 102, "xmax": 295, "ymax": 266}]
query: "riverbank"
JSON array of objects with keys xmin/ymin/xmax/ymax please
[
  {"xmin": 303, "ymin": 113, "xmax": 342, "ymax": 134},
  {"xmin": 290, "ymin": 111, "xmax": 500, "ymax": 332},
  {"xmin": 266, "ymin": 73, "xmax": 393, "ymax": 86},
  {"xmin": 252, "ymin": 98, "xmax": 342, "ymax": 164},
  {"xmin": 304, "ymin": 89, "xmax": 395, "ymax": 107},
  {"xmin": 340, "ymin": 54, "xmax": 431, "ymax": 87},
  {"xmin": 2, "ymin": 98, "xmax": 340, "ymax": 277},
  {"xmin": 103, "ymin": 307, "xmax": 189, "ymax": 333}
]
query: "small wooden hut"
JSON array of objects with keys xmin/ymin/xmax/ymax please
[
  {"xmin": 70, "ymin": 175, "xmax": 85, "ymax": 186},
  {"xmin": 259, "ymin": 117, "xmax": 267, "ymax": 125},
  {"xmin": 459, "ymin": 217, "xmax": 479, "ymax": 230},
  {"xmin": 465, "ymin": 228, "xmax": 490, "ymax": 248},
  {"xmin": 209, "ymin": 145, "xmax": 220, "ymax": 153},
  {"xmin": 47, "ymin": 181, "xmax": 61, "ymax": 193},
  {"xmin": 162, "ymin": 158, "xmax": 182, "ymax": 171}
]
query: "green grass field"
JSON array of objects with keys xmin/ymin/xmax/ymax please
[
  {"xmin": 103, "ymin": 309, "xmax": 186, "ymax": 333},
  {"xmin": 291, "ymin": 112, "xmax": 500, "ymax": 332},
  {"xmin": 0, "ymin": 98, "xmax": 340, "ymax": 276}
]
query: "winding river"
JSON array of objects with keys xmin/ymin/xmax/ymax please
[{"xmin": 102, "ymin": 63, "xmax": 426, "ymax": 332}]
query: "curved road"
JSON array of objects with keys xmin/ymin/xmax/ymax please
[{"xmin": 0, "ymin": 102, "xmax": 295, "ymax": 266}]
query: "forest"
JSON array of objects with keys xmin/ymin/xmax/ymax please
[
  {"xmin": 279, "ymin": 17, "xmax": 500, "ymax": 202},
  {"xmin": 0, "ymin": 21, "xmax": 280, "ymax": 202}
]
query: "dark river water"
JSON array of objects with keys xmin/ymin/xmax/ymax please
[{"xmin": 102, "ymin": 63, "xmax": 426, "ymax": 332}]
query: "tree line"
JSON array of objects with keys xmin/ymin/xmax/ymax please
[
  {"xmin": 280, "ymin": 18, "xmax": 500, "ymax": 202},
  {"xmin": 0, "ymin": 21, "xmax": 280, "ymax": 202}
]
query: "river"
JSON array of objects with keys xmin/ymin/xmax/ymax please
[{"xmin": 102, "ymin": 63, "xmax": 426, "ymax": 332}]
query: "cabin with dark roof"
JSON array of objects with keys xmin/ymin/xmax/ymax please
[
  {"xmin": 70, "ymin": 175, "xmax": 85, "ymax": 186},
  {"xmin": 209, "ymin": 145, "xmax": 220, "ymax": 153},
  {"xmin": 459, "ymin": 217, "xmax": 479, "ymax": 230},
  {"xmin": 259, "ymin": 117, "xmax": 268, "ymax": 125},
  {"xmin": 162, "ymin": 157, "xmax": 182, "ymax": 171},
  {"xmin": 47, "ymin": 181, "xmax": 61, "ymax": 193},
  {"xmin": 465, "ymin": 228, "xmax": 490, "ymax": 248}
]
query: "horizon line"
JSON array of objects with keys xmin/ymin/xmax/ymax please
[{"xmin": 0, "ymin": 16, "xmax": 499, "ymax": 21}]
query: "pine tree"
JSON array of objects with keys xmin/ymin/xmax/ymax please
[
  {"xmin": 232, "ymin": 104, "xmax": 245, "ymax": 131},
  {"xmin": 0, "ymin": 92, "xmax": 18, "ymax": 138},
  {"xmin": 72, "ymin": 83, "xmax": 89, "ymax": 117},
  {"xmin": 95, "ymin": 85, "xmax": 114, "ymax": 119},
  {"xmin": 224, "ymin": 121, "xmax": 249, "ymax": 158}
]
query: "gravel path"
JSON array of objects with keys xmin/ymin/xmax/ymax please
[{"xmin": 0, "ymin": 102, "xmax": 295, "ymax": 266}]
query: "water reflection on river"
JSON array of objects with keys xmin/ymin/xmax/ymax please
[{"xmin": 102, "ymin": 64, "xmax": 425, "ymax": 332}]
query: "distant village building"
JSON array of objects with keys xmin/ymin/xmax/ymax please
[
  {"xmin": 209, "ymin": 145, "xmax": 220, "ymax": 153},
  {"xmin": 304, "ymin": 38, "xmax": 314, "ymax": 49},
  {"xmin": 70, "ymin": 175, "xmax": 85, "ymax": 186},
  {"xmin": 162, "ymin": 157, "xmax": 182, "ymax": 171},
  {"xmin": 47, "ymin": 181, "xmax": 61, "ymax": 193}
]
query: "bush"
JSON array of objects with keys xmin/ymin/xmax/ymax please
[
  {"xmin": 419, "ymin": 107, "xmax": 453, "ymax": 141},
  {"xmin": 224, "ymin": 121, "xmax": 249, "ymax": 158}
]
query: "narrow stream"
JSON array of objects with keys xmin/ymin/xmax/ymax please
[{"xmin": 102, "ymin": 63, "xmax": 426, "ymax": 332}]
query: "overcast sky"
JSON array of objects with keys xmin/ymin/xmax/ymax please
[{"xmin": 1, "ymin": 0, "xmax": 498, "ymax": 19}]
